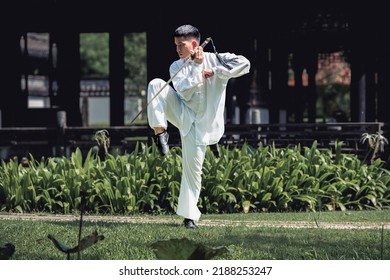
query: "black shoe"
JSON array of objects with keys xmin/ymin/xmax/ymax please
[
  {"xmin": 155, "ymin": 131, "xmax": 169, "ymax": 155},
  {"xmin": 183, "ymin": 218, "xmax": 197, "ymax": 229}
]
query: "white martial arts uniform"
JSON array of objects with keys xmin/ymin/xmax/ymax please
[{"xmin": 147, "ymin": 51, "xmax": 250, "ymax": 221}]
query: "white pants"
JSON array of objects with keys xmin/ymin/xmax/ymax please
[{"xmin": 147, "ymin": 78, "xmax": 206, "ymax": 221}]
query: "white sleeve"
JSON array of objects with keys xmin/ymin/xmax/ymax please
[
  {"xmin": 170, "ymin": 60, "xmax": 203, "ymax": 101},
  {"xmin": 213, "ymin": 53, "xmax": 251, "ymax": 80}
]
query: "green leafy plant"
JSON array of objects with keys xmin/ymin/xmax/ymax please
[
  {"xmin": 150, "ymin": 237, "xmax": 232, "ymax": 260},
  {"xmin": 1, "ymin": 141, "xmax": 389, "ymax": 215},
  {"xmin": 48, "ymin": 230, "xmax": 105, "ymax": 260},
  {"xmin": 0, "ymin": 243, "xmax": 15, "ymax": 260}
]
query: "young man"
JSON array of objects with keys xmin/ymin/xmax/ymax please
[{"xmin": 147, "ymin": 24, "xmax": 250, "ymax": 229}]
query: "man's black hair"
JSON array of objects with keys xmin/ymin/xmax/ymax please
[{"xmin": 173, "ymin": 24, "xmax": 201, "ymax": 43}]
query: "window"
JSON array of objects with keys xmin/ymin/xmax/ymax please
[{"xmin": 20, "ymin": 32, "xmax": 57, "ymax": 108}]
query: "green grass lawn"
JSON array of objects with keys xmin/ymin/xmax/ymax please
[{"xmin": 1, "ymin": 210, "xmax": 389, "ymax": 260}]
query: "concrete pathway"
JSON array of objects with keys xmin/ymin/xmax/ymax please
[{"xmin": 1, "ymin": 213, "xmax": 389, "ymax": 230}]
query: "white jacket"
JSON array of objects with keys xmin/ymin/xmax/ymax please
[{"xmin": 170, "ymin": 52, "xmax": 250, "ymax": 145}]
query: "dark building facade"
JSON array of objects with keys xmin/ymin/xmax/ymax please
[{"xmin": 1, "ymin": 1, "xmax": 389, "ymax": 134}]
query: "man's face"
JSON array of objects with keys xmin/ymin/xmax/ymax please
[{"xmin": 174, "ymin": 36, "xmax": 196, "ymax": 59}]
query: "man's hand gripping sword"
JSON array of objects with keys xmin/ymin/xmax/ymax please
[{"xmin": 129, "ymin": 37, "xmax": 212, "ymax": 125}]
